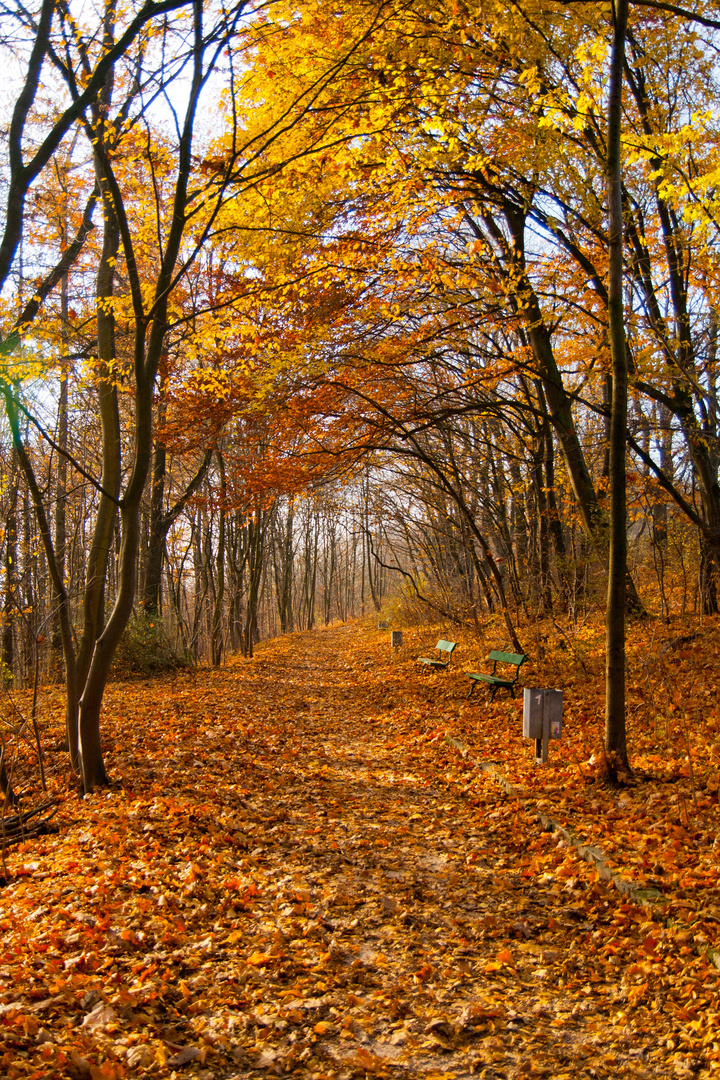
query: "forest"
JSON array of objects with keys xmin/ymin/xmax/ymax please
[
  {"xmin": 1, "ymin": 0, "xmax": 719, "ymax": 790},
  {"xmin": 3, "ymin": 3, "xmax": 720, "ymax": 1077}
]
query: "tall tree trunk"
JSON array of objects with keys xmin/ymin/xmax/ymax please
[
  {"xmin": 605, "ymin": 0, "xmax": 630, "ymax": 774},
  {"xmin": 272, "ymin": 499, "xmax": 294, "ymax": 634},
  {"xmin": 75, "ymin": 176, "xmax": 121, "ymax": 699},
  {"xmin": 530, "ymin": 439, "xmax": 552, "ymax": 615},
  {"xmin": 2, "ymin": 391, "xmax": 79, "ymax": 770},
  {"xmin": 537, "ymin": 382, "xmax": 570, "ymax": 608},
  {"xmin": 363, "ymin": 477, "xmax": 382, "ymax": 613},
  {"xmin": 211, "ymin": 453, "xmax": 226, "ymax": 666},
  {"xmin": 144, "ymin": 401, "xmax": 168, "ymax": 619},
  {"xmin": 244, "ymin": 507, "xmax": 267, "ymax": 656},
  {"xmin": 22, "ymin": 463, "xmax": 35, "ymax": 686},
  {"xmin": 302, "ymin": 515, "xmax": 319, "ymax": 630},
  {"xmin": 323, "ymin": 521, "xmax": 337, "ymax": 625},
  {"xmin": 192, "ymin": 511, "xmax": 206, "ymax": 661},
  {"xmin": 51, "ymin": 271, "xmax": 69, "ymax": 682},
  {"xmin": 3, "ymin": 459, "xmax": 18, "ymax": 681}
]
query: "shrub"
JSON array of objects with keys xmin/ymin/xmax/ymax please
[{"xmin": 111, "ymin": 613, "xmax": 190, "ymax": 679}]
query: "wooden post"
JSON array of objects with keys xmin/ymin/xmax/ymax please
[{"xmin": 536, "ymin": 705, "xmax": 550, "ymax": 766}]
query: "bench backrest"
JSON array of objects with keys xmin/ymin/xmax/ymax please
[
  {"xmin": 436, "ymin": 640, "xmax": 457, "ymax": 655},
  {"xmin": 489, "ymin": 650, "xmax": 526, "ymax": 667}
]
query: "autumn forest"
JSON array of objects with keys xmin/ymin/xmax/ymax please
[{"xmin": 2, "ymin": 0, "xmax": 720, "ymax": 1077}]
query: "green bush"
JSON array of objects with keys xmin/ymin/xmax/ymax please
[
  {"xmin": 0, "ymin": 659, "xmax": 13, "ymax": 689},
  {"xmin": 111, "ymin": 613, "xmax": 190, "ymax": 679}
]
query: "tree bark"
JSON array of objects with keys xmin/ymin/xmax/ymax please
[
  {"xmin": 75, "ymin": 171, "xmax": 121, "ymax": 698},
  {"xmin": 2, "ymin": 458, "xmax": 18, "ymax": 681},
  {"xmin": 604, "ymin": 0, "xmax": 630, "ymax": 773},
  {"xmin": 211, "ymin": 452, "xmax": 226, "ymax": 666},
  {"xmin": 276, "ymin": 499, "xmax": 295, "ymax": 633},
  {"xmin": 52, "ymin": 366, "xmax": 69, "ymax": 682}
]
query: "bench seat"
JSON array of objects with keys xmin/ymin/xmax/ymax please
[
  {"xmin": 467, "ymin": 650, "xmax": 527, "ymax": 701},
  {"xmin": 418, "ymin": 640, "xmax": 456, "ymax": 670}
]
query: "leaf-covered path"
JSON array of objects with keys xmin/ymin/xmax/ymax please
[{"xmin": 0, "ymin": 624, "xmax": 718, "ymax": 1079}]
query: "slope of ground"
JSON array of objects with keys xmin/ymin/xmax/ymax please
[{"xmin": 0, "ymin": 621, "xmax": 718, "ymax": 1079}]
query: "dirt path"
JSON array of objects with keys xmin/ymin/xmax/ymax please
[
  {"xmin": 0, "ymin": 624, "xmax": 710, "ymax": 1079},
  {"xmin": 177, "ymin": 626, "xmax": 692, "ymax": 1080}
]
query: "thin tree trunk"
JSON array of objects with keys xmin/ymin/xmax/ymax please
[
  {"xmin": 538, "ymin": 383, "xmax": 570, "ymax": 609},
  {"xmin": 275, "ymin": 499, "xmax": 294, "ymax": 633},
  {"xmin": 51, "ymin": 269, "xmax": 69, "ymax": 682},
  {"xmin": 3, "ymin": 459, "xmax": 18, "ymax": 681},
  {"xmin": 605, "ymin": 0, "xmax": 630, "ymax": 774},
  {"xmin": 211, "ymin": 452, "xmax": 226, "ymax": 666}
]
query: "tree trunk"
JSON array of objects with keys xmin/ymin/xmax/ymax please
[
  {"xmin": 211, "ymin": 453, "xmax": 226, "ymax": 666},
  {"xmin": 2, "ymin": 460, "xmax": 18, "ymax": 681},
  {"xmin": 51, "ymin": 270, "xmax": 69, "ymax": 682},
  {"xmin": 2, "ymin": 391, "xmax": 80, "ymax": 770},
  {"xmin": 143, "ymin": 412, "xmax": 168, "ymax": 619},
  {"xmin": 604, "ymin": 0, "xmax": 630, "ymax": 774},
  {"xmin": 699, "ymin": 537, "xmax": 719, "ymax": 615},
  {"xmin": 75, "ymin": 175, "xmax": 121, "ymax": 698},
  {"xmin": 275, "ymin": 499, "xmax": 294, "ymax": 633},
  {"xmin": 244, "ymin": 507, "xmax": 267, "ymax": 656}
]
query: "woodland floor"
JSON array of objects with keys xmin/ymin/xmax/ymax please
[{"xmin": 2, "ymin": 618, "xmax": 720, "ymax": 1079}]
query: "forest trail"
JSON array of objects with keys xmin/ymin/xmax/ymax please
[
  {"xmin": 0, "ymin": 622, "xmax": 716, "ymax": 1079},
  {"xmin": 210, "ymin": 624, "xmax": 689, "ymax": 1080}
]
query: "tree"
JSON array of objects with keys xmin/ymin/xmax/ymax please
[{"xmin": 605, "ymin": 0, "xmax": 631, "ymax": 774}]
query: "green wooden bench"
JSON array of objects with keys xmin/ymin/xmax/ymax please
[
  {"xmin": 417, "ymin": 640, "xmax": 457, "ymax": 671},
  {"xmin": 467, "ymin": 650, "xmax": 527, "ymax": 701}
]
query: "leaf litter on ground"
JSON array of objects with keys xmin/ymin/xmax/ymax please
[{"xmin": 0, "ymin": 619, "xmax": 719, "ymax": 1079}]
